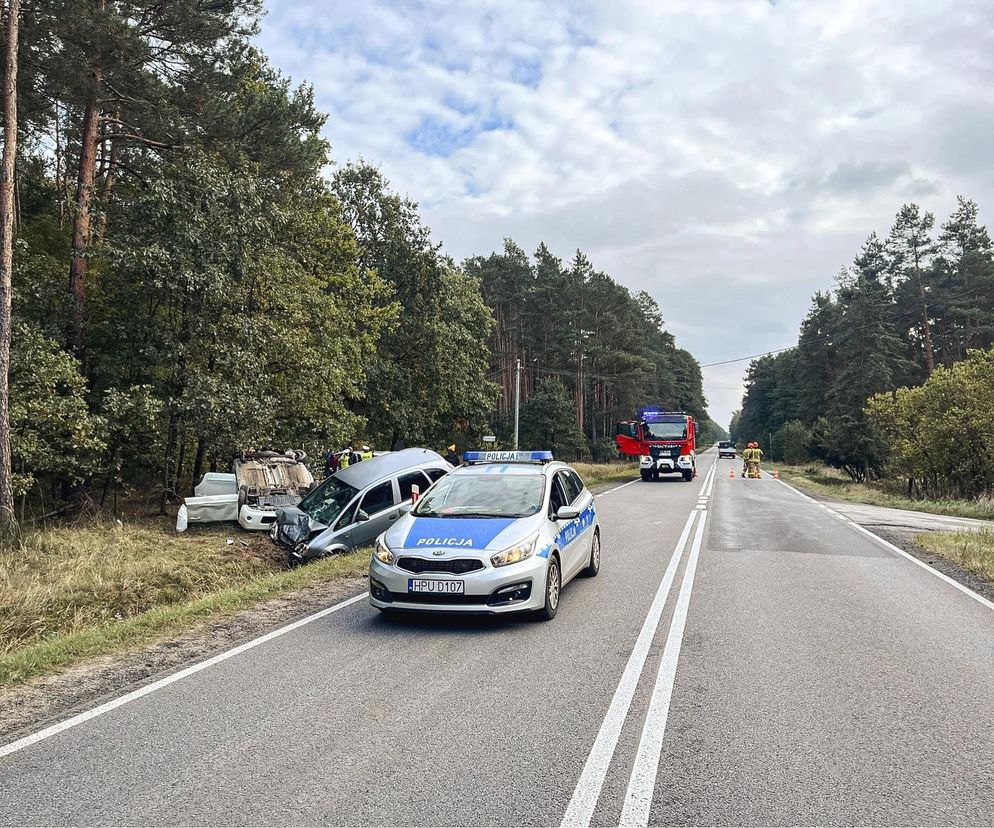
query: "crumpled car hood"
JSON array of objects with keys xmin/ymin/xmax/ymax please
[{"xmin": 274, "ymin": 506, "xmax": 325, "ymax": 547}]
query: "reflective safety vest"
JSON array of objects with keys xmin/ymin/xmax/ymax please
[
  {"xmin": 360, "ymin": 449, "xmax": 373, "ymax": 462},
  {"xmin": 340, "ymin": 453, "xmax": 350, "ymax": 469}
]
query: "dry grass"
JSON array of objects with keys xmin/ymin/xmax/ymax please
[
  {"xmin": 917, "ymin": 529, "xmax": 994, "ymax": 583},
  {"xmin": 573, "ymin": 461, "xmax": 639, "ymax": 489},
  {"xmin": 776, "ymin": 464, "xmax": 994, "ymax": 521},
  {"xmin": 0, "ymin": 518, "xmax": 369, "ymax": 687}
]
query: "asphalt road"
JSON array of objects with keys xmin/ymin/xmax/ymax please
[{"xmin": 3, "ymin": 450, "xmax": 994, "ymax": 826}]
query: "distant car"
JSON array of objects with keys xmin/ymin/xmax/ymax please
[
  {"xmin": 369, "ymin": 450, "xmax": 600, "ymax": 620},
  {"xmin": 271, "ymin": 448, "xmax": 451, "ymax": 564},
  {"xmin": 718, "ymin": 440, "xmax": 736, "ymax": 459}
]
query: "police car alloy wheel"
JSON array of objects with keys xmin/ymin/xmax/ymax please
[{"xmin": 536, "ymin": 556, "xmax": 560, "ymax": 621}]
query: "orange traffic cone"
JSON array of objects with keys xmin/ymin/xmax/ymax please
[
  {"xmin": 773, "ymin": 470, "xmax": 780, "ymax": 479},
  {"xmin": 728, "ymin": 468, "xmax": 735, "ymax": 479},
  {"xmin": 694, "ymin": 467, "xmax": 699, "ymax": 478}
]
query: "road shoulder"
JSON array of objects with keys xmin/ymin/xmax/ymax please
[
  {"xmin": 0, "ymin": 575, "xmax": 367, "ymax": 744},
  {"xmin": 781, "ymin": 475, "xmax": 994, "ymax": 608}
]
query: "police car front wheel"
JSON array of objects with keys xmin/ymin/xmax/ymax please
[
  {"xmin": 582, "ymin": 531, "xmax": 601, "ymax": 577},
  {"xmin": 535, "ymin": 556, "xmax": 561, "ymax": 621}
]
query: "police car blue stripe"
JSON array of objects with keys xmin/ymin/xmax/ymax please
[
  {"xmin": 402, "ymin": 517, "xmax": 516, "ymax": 550},
  {"xmin": 537, "ymin": 502, "xmax": 596, "ymax": 558}
]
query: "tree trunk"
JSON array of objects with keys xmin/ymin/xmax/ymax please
[
  {"xmin": 67, "ymin": 79, "xmax": 101, "ymax": 354},
  {"xmin": 912, "ymin": 250, "xmax": 934, "ymax": 376},
  {"xmin": 191, "ymin": 436, "xmax": 207, "ymax": 493},
  {"xmin": 0, "ymin": 0, "xmax": 20, "ymax": 541}
]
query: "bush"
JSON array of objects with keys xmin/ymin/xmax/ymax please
[{"xmin": 867, "ymin": 347, "xmax": 994, "ymax": 499}]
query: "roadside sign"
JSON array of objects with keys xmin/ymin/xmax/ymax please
[{"xmin": 482, "ymin": 435, "xmax": 497, "ymax": 443}]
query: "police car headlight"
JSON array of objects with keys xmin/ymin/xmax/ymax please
[
  {"xmin": 269, "ymin": 523, "xmax": 278, "ymax": 540},
  {"xmin": 374, "ymin": 538, "xmax": 394, "ymax": 565},
  {"xmin": 491, "ymin": 534, "xmax": 538, "ymax": 568}
]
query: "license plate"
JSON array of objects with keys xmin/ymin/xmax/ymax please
[{"xmin": 408, "ymin": 579, "xmax": 465, "ymax": 594}]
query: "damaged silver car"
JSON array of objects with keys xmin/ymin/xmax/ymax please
[{"xmin": 272, "ymin": 448, "xmax": 451, "ymax": 563}]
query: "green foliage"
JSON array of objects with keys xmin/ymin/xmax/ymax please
[
  {"xmin": 867, "ymin": 348, "xmax": 994, "ymax": 499},
  {"xmin": 331, "ymin": 162, "xmax": 498, "ymax": 450},
  {"xmin": 739, "ymin": 197, "xmax": 994, "ymax": 485},
  {"xmin": 465, "ymin": 241, "xmax": 710, "ymax": 452},
  {"xmin": 772, "ymin": 420, "xmax": 811, "ymax": 465},
  {"xmin": 9, "ymin": 323, "xmax": 105, "ymax": 495},
  {"xmin": 518, "ymin": 380, "xmax": 589, "ymax": 460}
]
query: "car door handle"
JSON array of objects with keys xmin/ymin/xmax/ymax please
[{"xmin": 388, "ymin": 512, "xmax": 399, "ymax": 520}]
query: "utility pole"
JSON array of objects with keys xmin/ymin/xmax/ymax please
[{"xmin": 513, "ymin": 358, "xmax": 521, "ymax": 450}]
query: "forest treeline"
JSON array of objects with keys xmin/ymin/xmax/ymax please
[
  {"xmin": 1, "ymin": 1, "xmax": 712, "ymax": 524},
  {"xmin": 467, "ymin": 241, "xmax": 718, "ymax": 460},
  {"xmin": 734, "ymin": 197, "xmax": 994, "ymax": 498}
]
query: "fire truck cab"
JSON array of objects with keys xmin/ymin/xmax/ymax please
[{"xmin": 616, "ymin": 409, "xmax": 697, "ymax": 482}]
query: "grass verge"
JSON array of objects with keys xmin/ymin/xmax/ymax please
[
  {"xmin": 573, "ymin": 461, "xmax": 639, "ymax": 488},
  {"xmin": 0, "ymin": 520, "xmax": 368, "ymax": 689},
  {"xmin": 775, "ymin": 464, "xmax": 994, "ymax": 521},
  {"xmin": 917, "ymin": 529, "xmax": 994, "ymax": 583}
]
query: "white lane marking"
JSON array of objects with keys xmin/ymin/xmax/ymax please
[
  {"xmin": 774, "ymin": 479, "xmax": 994, "ymax": 614},
  {"xmin": 598, "ymin": 478, "xmax": 641, "ymax": 497},
  {"xmin": 701, "ymin": 463, "xmax": 716, "ymax": 494},
  {"xmin": 620, "ymin": 511, "xmax": 708, "ymax": 827},
  {"xmin": 560, "ymin": 511, "xmax": 699, "ymax": 828},
  {"xmin": 0, "ymin": 592, "xmax": 370, "ymax": 760}
]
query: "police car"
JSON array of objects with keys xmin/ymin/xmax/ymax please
[{"xmin": 369, "ymin": 451, "xmax": 600, "ymax": 620}]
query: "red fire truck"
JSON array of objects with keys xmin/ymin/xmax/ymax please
[{"xmin": 616, "ymin": 408, "xmax": 697, "ymax": 482}]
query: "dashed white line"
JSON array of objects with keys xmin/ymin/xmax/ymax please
[
  {"xmin": 620, "ymin": 511, "xmax": 708, "ymax": 827},
  {"xmin": 0, "ymin": 592, "xmax": 369, "ymax": 760},
  {"xmin": 559, "ymin": 510, "xmax": 699, "ymax": 828}
]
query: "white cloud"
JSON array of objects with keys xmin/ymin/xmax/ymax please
[{"xmin": 258, "ymin": 0, "xmax": 994, "ymax": 428}]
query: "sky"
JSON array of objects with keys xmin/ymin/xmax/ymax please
[{"xmin": 257, "ymin": 0, "xmax": 994, "ymax": 429}]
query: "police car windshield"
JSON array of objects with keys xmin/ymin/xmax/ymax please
[
  {"xmin": 297, "ymin": 477, "xmax": 359, "ymax": 525},
  {"xmin": 413, "ymin": 473, "xmax": 545, "ymax": 518}
]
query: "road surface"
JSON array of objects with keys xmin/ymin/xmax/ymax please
[
  {"xmin": 3, "ymin": 450, "xmax": 994, "ymax": 826},
  {"xmin": 827, "ymin": 499, "xmax": 992, "ymax": 534}
]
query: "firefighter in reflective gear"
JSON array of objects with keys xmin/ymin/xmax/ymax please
[
  {"xmin": 741, "ymin": 442, "xmax": 752, "ymax": 477},
  {"xmin": 742, "ymin": 442, "xmax": 764, "ymax": 478}
]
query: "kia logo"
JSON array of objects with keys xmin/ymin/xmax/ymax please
[{"xmin": 432, "ymin": 549, "xmax": 445, "ymax": 556}]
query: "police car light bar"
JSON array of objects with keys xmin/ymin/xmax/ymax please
[{"xmin": 463, "ymin": 450, "xmax": 554, "ymax": 464}]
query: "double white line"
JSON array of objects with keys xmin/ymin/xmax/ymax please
[{"xmin": 561, "ymin": 463, "xmax": 714, "ymax": 828}]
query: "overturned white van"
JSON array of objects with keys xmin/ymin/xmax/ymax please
[{"xmin": 177, "ymin": 450, "xmax": 316, "ymax": 532}]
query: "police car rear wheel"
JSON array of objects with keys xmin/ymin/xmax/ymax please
[
  {"xmin": 582, "ymin": 531, "xmax": 600, "ymax": 577},
  {"xmin": 536, "ymin": 556, "xmax": 561, "ymax": 621}
]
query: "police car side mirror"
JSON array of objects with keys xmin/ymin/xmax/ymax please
[
  {"xmin": 556, "ymin": 505, "xmax": 581, "ymax": 521},
  {"xmin": 356, "ymin": 510, "xmax": 370, "ymax": 522}
]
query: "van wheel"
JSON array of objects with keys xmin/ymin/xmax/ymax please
[
  {"xmin": 640, "ymin": 469, "xmax": 651, "ymax": 482},
  {"xmin": 682, "ymin": 470, "xmax": 693, "ymax": 481}
]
